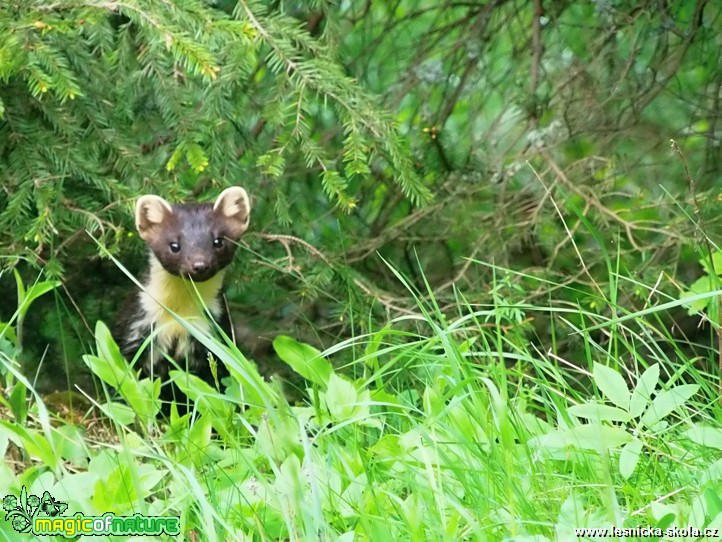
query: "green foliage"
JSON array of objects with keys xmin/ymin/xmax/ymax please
[
  {"xmin": 0, "ymin": 269, "xmax": 59, "ymax": 423},
  {"xmin": 2, "ymin": 276, "xmax": 722, "ymax": 540},
  {"xmin": 534, "ymin": 361, "xmax": 698, "ymax": 480},
  {"xmin": 4, "ymin": 1, "xmax": 722, "ymax": 539},
  {"xmin": 4, "ymin": 0, "xmax": 722, "ymax": 379},
  {"xmin": 680, "ymin": 251, "xmax": 722, "ymax": 319},
  {"xmin": 273, "ymin": 334, "xmax": 332, "ymax": 387},
  {"xmin": 82, "ymin": 321, "xmax": 161, "ymax": 423},
  {"xmin": 0, "ymin": 0, "xmax": 425, "ymax": 279}
]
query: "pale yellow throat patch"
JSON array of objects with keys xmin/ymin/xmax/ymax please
[{"xmin": 139, "ymin": 256, "xmax": 225, "ymax": 353}]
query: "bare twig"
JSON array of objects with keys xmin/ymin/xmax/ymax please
[
  {"xmin": 671, "ymin": 138, "xmax": 722, "ymax": 396},
  {"xmin": 538, "ymin": 150, "xmax": 681, "ymax": 251},
  {"xmin": 253, "ymin": 232, "xmax": 417, "ymax": 315},
  {"xmin": 529, "ymin": 0, "xmax": 543, "ymax": 124}
]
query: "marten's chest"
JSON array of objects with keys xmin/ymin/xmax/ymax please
[{"xmin": 128, "ymin": 257, "xmax": 225, "ymax": 368}]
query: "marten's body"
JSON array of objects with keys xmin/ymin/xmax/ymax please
[{"xmin": 114, "ymin": 187, "xmax": 250, "ymax": 408}]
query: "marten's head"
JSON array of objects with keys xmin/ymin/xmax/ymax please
[{"xmin": 135, "ymin": 187, "xmax": 250, "ymax": 282}]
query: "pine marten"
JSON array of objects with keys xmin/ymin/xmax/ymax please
[{"xmin": 114, "ymin": 186, "xmax": 251, "ymax": 410}]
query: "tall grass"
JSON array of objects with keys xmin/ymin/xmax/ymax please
[{"xmin": 1, "ymin": 259, "xmax": 722, "ymax": 541}]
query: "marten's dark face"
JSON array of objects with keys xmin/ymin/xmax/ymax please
[
  {"xmin": 145, "ymin": 203, "xmax": 237, "ymax": 281},
  {"xmin": 135, "ymin": 187, "xmax": 251, "ymax": 282}
]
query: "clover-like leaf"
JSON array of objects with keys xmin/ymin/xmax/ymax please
[
  {"xmin": 2, "ymin": 495, "xmax": 17, "ymax": 511},
  {"xmin": 12, "ymin": 514, "xmax": 31, "ymax": 532}
]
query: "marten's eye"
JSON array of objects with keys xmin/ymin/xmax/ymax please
[
  {"xmin": 169, "ymin": 241, "xmax": 181, "ymax": 253},
  {"xmin": 213, "ymin": 237, "xmax": 224, "ymax": 249}
]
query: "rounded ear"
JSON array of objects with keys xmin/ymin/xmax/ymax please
[
  {"xmin": 213, "ymin": 186, "xmax": 251, "ymax": 239},
  {"xmin": 136, "ymin": 195, "xmax": 173, "ymax": 240}
]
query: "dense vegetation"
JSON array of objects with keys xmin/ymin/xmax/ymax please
[{"xmin": 2, "ymin": 0, "xmax": 722, "ymax": 540}]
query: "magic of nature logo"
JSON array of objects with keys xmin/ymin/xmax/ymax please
[{"xmin": 3, "ymin": 486, "xmax": 180, "ymax": 537}]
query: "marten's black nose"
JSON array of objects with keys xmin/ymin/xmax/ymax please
[{"xmin": 192, "ymin": 260, "xmax": 209, "ymax": 273}]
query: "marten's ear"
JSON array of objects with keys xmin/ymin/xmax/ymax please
[
  {"xmin": 136, "ymin": 195, "xmax": 173, "ymax": 241},
  {"xmin": 213, "ymin": 186, "xmax": 251, "ymax": 239}
]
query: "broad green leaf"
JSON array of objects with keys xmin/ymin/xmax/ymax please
[
  {"xmin": 8, "ymin": 381, "xmax": 27, "ymax": 423},
  {"xmin": 555, "ymin": 494, "xmax": 586, "ymax": 537},
  {"xmin": 647, "ymin": 420, "xmax": 669, "ymax": 432},
  {"xmin": 705, "ymin": 487, "xmax": 722, "ymax": 519},
  {"xmin": 369, "ymin": 434, "xmax": 403, "ymax": 461},
  {"xmin": 700, "ymin": 252, "xmax": 722, "ymax": 276},
  {"xmin": 629, "ymin": 364, "xmax": 659, "ymax": 418},
  {"xmin": 528, "ymin": 430, "xmax": 571, "ymax": 450},
  {"xmin": 274, "ymin": 455, "xmax": 304, "ymax": 505},
  {"xmin": 102, "ymin": 402, "xmax": 136, "ymax": 425},
  {"xmin": 640, "ymin": 384, "xmax": 698, "ymax": 427},
  {"xmin": 93, "ymin": 463, "xmax": 137, "ymax": 514},
  {"xmin": 83, "ymin": 354, "xmax": 131, "ymax": 391},
  {"xmin": 680, "ymin": 275, "xmax": 714, "ymax": 314},
  {"xmin": 255, "ymin": 411, "xmax": 301, "ymax": 463},
  {"xmin": 519, "ymin": 411, "xmax": 552, "ymax": 437},
  {"xmin": 121, "ymin": 378, "xmax": 160, "ymax": 420},
  {"xmin": 0, "ymin": 420, "xmax": 58, "ymax": 470},
  {"xmin": 685, "ymin": 425, "xmax": 722, "ymax": 450},
  {"xmin": 21, "ymin": 281, "xmax": 60, "ymax": 319},
  {"xmin": 54, "ymin": 424, "xmax": 89, "ymax": 464},
  {"xmin": 135, "ymin": 464, "xmax": 165, "ymax": 495},
  {"xmin": 93, "ymin": 320, "xmax": 125, "ymax": 370},
  {"xmin": 84, "ymin": 353, "xmax": 160, "ymax": 419},
  {"xmin": 708, "ymin": 511, "xmax": 722, "ymax": 536},
  {"xmin": 85, "ymin": 322, "xmax": 162, "ymax": 420},
  {"xmin": 702, "ymin": 458, "xmax": 722, "ymax": 485},
  {"xmin": 566, "ymin": 424, "xmax": 632, "ymax": 452},
  {"xmin": 691, "ymin": 493, "xmax": 706, "ymax": 529},
  {"xmin": 369, "ymin": 388, "xmax": 401, "ymax": 406},
  {"xmin": 569, "ymin": 402, "xmax": 631, "ymax": 423},
  {"xmin": 171, "ymin": 370, "xmax": 232, "ymax": 417},
  {"xmin": 654, "ymin": 512, "xmax": 676, "ymax": 532},
  {"xmin": 619, "ymin": 438, "xmax": 643, "ymax": 479},
  {"xmin": 14, "ymin": 269, "xmax": 59, "ymax": 321},
  {"xmin": 178, "ymin": 413, "xmax": 212, "ymax": 464},
  {"xmin": 273, "ymin": 335, "xmax": 333, "ymax": 387},
  {"xmin": 0, "ymin": 322, "xmax": 17, "ymax": 345},
  {"xmin": 324, "ymin": 373, "xmax": 376, "ymax": 426},
  {"xmin": 530, "ymin": 424, "xmax": 631, "ymax": 452},
  {"xmin": 325, "ymin": 373, "xmax": 358, "ymax": 421},
  {"xmin": 592, "ymin": 362, "xmax": 630, "ymax": 410},
  {"xmin": 185, "ymin": 324, "xmax": 276, "ymax": 409}
]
